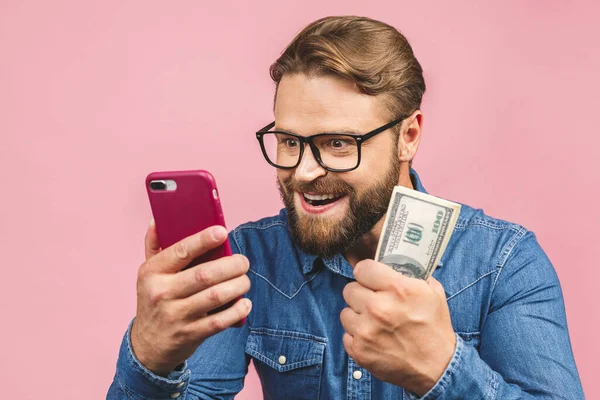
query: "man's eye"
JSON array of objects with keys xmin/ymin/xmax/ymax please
[
  {"xmin": 285, "ymin": 139, "xmax": 299, "ymax": 148},
  {"xmin": 328, "ymin": 139, "xmax": 350, "ymax": 149}
]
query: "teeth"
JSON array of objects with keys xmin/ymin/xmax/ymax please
[{"xmin": 303, "ymin": 193, "xmax": 338, "ymax": 201}]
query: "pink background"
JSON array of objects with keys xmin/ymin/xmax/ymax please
[{"xmin": 0, "ymin": 1, "xmax": 597, "ymax": 398}]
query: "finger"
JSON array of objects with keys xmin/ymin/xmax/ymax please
[
  {"xmin": 171, "ymin": 254, "xmax": 250, "ymax": 299},
  {"xmin": 191, "ymin": 297, "xmax": 252, "ymax": 339},
  {"xmin": 427, "ymin": 276, "xmax": 447, "ymax": 299},
  {"xmin": 145, "ymin": 219, "xmax": 161, "ymax": 260},
  {"xmin": 354, "ymin": 259, "xmax": 422, "ymax": 292},
  {"xmin": 343, "ymin": 332, "xmax": 356, "ymax": 359},
  {"xmin": 342, "ymin": 282, "xmax": 375, "ymax": 313},
  {"xmin": 183, "ymin": 274, "xmax": 251, "ymax": 317},
  {"xmin": 340, "ymin": 307, "xmax": 360, "ymax": 336},
  {"xmin": 353, "ymin": 259, "xmax": 403, "ymax": 290},
  {"xmin": 145, "ymin": 225, "xmax": 228, "ymax": 274}
]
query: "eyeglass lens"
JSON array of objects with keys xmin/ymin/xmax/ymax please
[{"xmin": 261, "ymin": 133, "xmax": 359, "ymax": 170}]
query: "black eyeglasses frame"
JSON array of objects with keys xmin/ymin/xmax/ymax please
[{"xmin": 255, "ymin": 115, "xmax": 409, "ymax": 173}]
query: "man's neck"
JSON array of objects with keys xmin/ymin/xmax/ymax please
[{"xmin": 343, "ymin": 165, "xmax": 414, "ymax": 268}]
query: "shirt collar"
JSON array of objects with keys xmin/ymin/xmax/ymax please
[
  {"xmin": 410, "ymin": 167, "xmax": 428, "ymax": 194},
  {"xmin": 296, "ymin": 168, "xmax": 427, "ymax": 277}
]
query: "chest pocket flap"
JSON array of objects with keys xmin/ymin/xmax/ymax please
[{"xmin": 245, "ymin": 329, "xmax": 326, "ymax": 372}]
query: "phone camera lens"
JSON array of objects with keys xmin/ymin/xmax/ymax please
[{"xmin": 150, "ymin": 180, "xmax": 167, "ymax": 190}]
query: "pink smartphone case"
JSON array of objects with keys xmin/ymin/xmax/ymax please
[
  {"xmin": 146, "ymin": 170, "xmax": 232, "ymax": 263},
  {"xmin": 146, "ymin": 170, "xmax": 244, "ymax": 325}
]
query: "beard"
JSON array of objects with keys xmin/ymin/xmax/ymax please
[{"xmin": 277, "ymin": 153, "xmax": 400, "ymax": 258}]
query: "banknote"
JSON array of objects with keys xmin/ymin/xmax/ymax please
[{"xmin": 375, "ymin": 186, "xmax": 461, "ymax": 280}]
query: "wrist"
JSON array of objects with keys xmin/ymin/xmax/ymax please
[
  {"xmin": 130, "ymin": 321, "xmax": 173, "ymax": 377},
  {"xmin": 412, "ymin": 333, "xmax": 457, "ymax": 396}
]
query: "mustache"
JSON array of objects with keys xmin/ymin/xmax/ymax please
[{"xmin": 281, "ymin": 176, "xmax": 355, "ymax": 196}]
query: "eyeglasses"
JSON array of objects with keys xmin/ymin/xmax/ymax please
[{"xmin": 255, "ymin": 115, "xmax": 408, "ymax": 172}]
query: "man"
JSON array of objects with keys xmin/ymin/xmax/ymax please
[{"xmin": 108, "ymin": 16, "xmax": 584, "ymax": 399}]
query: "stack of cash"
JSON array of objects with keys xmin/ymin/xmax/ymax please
[{"xmin": 375, "ymin": 186, "xmax": 461, "ymax": 280}]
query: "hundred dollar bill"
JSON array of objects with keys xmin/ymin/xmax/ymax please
[{"xmin": 375, "ymin": 186, "xmax": 461, "ymax": 280}]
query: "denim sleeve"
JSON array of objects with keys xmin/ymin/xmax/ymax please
[
  {"xmin": 414, "ymin": 231, "xmax": 584, "ymax": 400},
  {"xmin": 107, "ymin": 234, "xmax": 252, "ymax": 399},
  {"xmin": 106, "ymin": 320, "xmax": 192, "ymax": 399}
]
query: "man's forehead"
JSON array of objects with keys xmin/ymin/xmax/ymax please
[{"xmin": 274, "ymin": 75, "xmax": 388, "ymax": 135}]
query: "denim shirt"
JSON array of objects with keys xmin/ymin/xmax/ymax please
[{"xmin": 108, "ymin": 170, "xmax": 584, "ymax": 399}]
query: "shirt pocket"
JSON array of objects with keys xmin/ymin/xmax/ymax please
[{"xmin": 245, "ymin": 329, "xmax": 326, "ymax": 400}]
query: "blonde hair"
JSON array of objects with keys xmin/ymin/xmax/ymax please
[{"xmin": 270, "ymin": 16, "xmax": 426, "ymax": 121}]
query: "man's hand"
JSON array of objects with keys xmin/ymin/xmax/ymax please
[
  {"xmin": 340, "ymin": 259, "xmax": 456, "ymax": 396},
  {"xmin": 130, "ymin": 221, "xmax": 252, "ymax": 377}
]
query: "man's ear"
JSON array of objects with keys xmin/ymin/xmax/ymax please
[{"xmin": 398, "ymin": 110, "xmax": 423, "ymax": 162}]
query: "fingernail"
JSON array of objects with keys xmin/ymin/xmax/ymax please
[
  {"xmin": 244, "ymin": 299, "xmax": 252, "ymax": 312},
  {"xmin": 211, "ymin": 226, "xmax": 227, "ymax": 240},
  {"xmin": 149, "ymin": 219, "xmax": 155, "ymax": 227}
]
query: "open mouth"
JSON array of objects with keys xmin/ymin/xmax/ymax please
[{"xmin": 302, "ymin": 192, "xmax": 344, "ymax": 207}]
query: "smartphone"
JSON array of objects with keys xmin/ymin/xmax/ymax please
[{"xmin": 146, "ymin": 170, "xmax": 244, "ymax": 324}]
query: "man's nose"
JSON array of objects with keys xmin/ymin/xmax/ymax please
[{"xmin": 294, "ymin": 145, "xmax": 327, "ymax": 183}]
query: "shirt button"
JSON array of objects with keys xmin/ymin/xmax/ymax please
[
  {"xmin": 176, "ymin": 381, "xmax": 185, "ymax": 388},
  {"xmin": 170, "ymin": 393, "xmax": 181, "ymax": 398},
  {"xmin": 353, "ymin": 370, "xmax": 363, "ymax": 380},
  {"xmin": 278, "ymin": 355, "xmax": 287, "ymax": 365}
]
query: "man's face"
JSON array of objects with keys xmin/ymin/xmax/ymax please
[{"xmin": 275, "ymin": 73, "xmax": 401, "ymax": 258}]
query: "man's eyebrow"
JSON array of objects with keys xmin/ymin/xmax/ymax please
[{"xmin": 274, "ymin": 126, "xmax": 363, "ymax": 135}]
